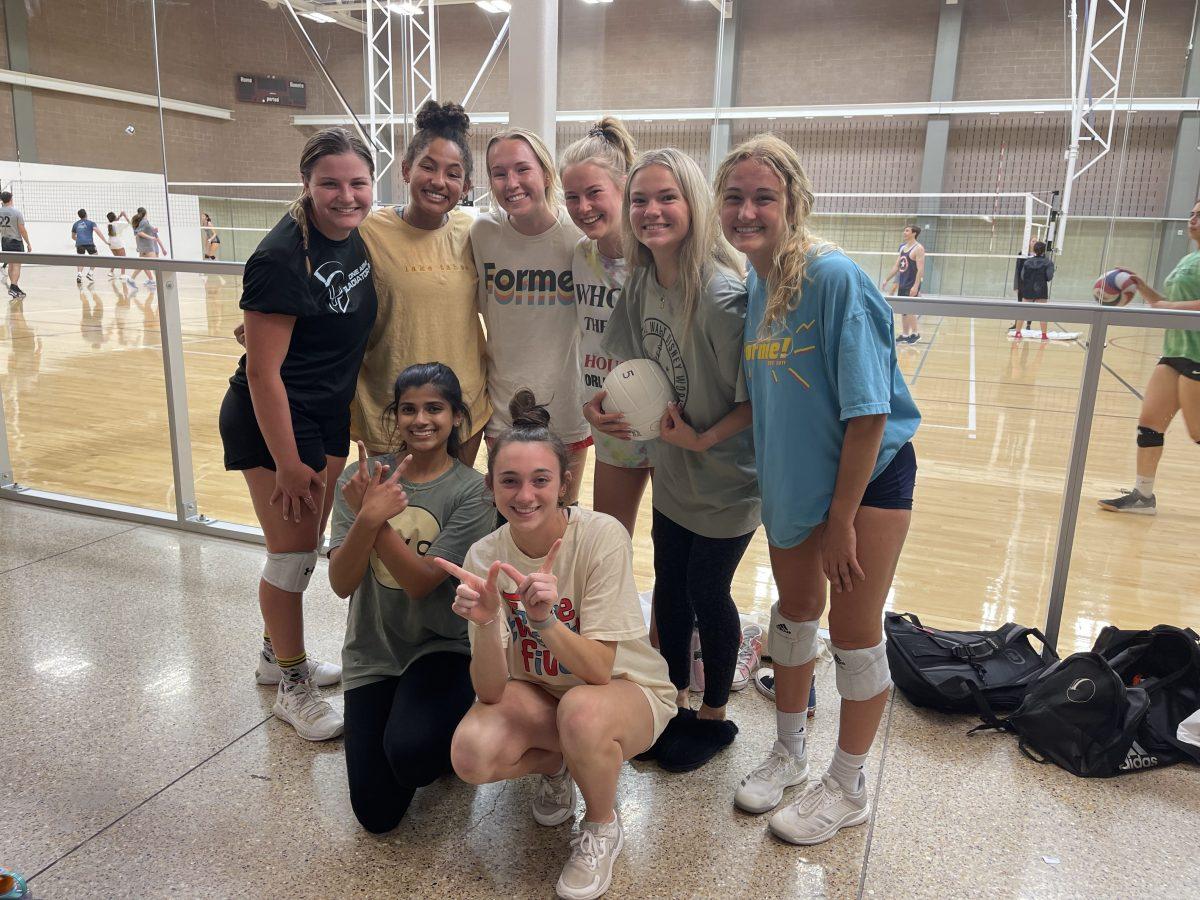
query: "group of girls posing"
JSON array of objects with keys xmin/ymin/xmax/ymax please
[{"xmin": 220, "ymin": 99, "xmax": 920, "ymax": 899}]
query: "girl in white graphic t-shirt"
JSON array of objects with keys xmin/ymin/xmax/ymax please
[
  {"xmin": 434, "ymin": 391, "xmax": 675, "ymax": 900},
  {"xmin": 561, "ymin": 117, "xmax": 652, "ymax": 539},
  {"xmin": 471, "ymin": 129, "xmax": 588, "ymax": 504}
]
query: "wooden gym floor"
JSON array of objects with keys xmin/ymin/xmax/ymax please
[{"xmin": 2, "ymin": 268, "xmax": 1197, "ymax": 651}]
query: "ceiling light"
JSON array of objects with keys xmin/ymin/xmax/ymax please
[
  {"xmin": 301, "ymin": 11, "xmax": 336, "ymax": 23},
  {"xmin": 389, "ymin": 2, "xmax": 423, "ymax": 15},
  {"xmin": 581, "ymin": 0, "xmax": 614, "ymax": 5},
  {"xmin": 476, "ymin": 0, "xmax": 511, "ymax": 11}
]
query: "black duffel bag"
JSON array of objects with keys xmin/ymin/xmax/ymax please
[
  {"xmin": 1091, "ymin": 624, "xmax": 1200, "ymax": 768},
  {"xmin": 976, "ymin": 651, "xmax": 1150, "ymax": 778},
  {"xmin": 885, "ymin": 612, "xmax": 1055, "ymax": 714}
]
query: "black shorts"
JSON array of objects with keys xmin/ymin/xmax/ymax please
[
  {"xmin": 1, "ymin": 237, "xmax": 24, "ymax": 252},
  {"xmin": 860, "ymin": 442, "xmax": 917, "ymax": 511},
  {"xmin": 1159, "ymin": 356, "xmax": 1200, "ymax": 382},
  {"xmin": 75, "ymin": 243, "xmax": 97, "ymax": 255},
  {"xmin": 219, "ymin": 387, "xmax": 350, "ymax": 473}
]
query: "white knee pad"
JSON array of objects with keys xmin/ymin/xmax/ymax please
[
  {"xmin": 833, "ymin": 641, "xmax": 892, "ymax": 701},
  {"xmin": 262, "ymin": 549, "xmax": 319, "ymax": 593},
  {"xmin": 768, "ymin": 603, "xmax": 822, "ymax": 667}
]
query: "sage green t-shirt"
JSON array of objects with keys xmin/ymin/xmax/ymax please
[
  {"xmin": 330, "ymin": 456, "xmax": 497, "ymax": 691},
  {"xmin": 603, "ymin": 264, "xmax": 761, "ymax": 539},
  {"xmin": 1162, "ymin": 250, "xmax": 1200, "ymax": 363}
]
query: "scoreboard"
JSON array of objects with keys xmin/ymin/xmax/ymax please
[{"xmin": 236, "ymin": 74, "xmax": 307, "ymax": 108}]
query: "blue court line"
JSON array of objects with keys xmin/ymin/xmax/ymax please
[{"xmin": 907, "ymin": 315, "xmax": 944, "ymax": 385}]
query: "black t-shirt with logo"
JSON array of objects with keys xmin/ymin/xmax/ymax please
[{"xmin": 228, "ymin": 213, "xmax": 377, "ymax": 421}]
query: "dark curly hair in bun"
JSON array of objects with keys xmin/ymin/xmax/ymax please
[
  {"xmin": 487, "ymin": 389, "xmax": 570, "ymax": 500},
  {"xmin": 402, "ymin": 99, "xmax": 473, "ymax": 180}
]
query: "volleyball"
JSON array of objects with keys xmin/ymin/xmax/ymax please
[
  {"xmin": 602, "ymin": 359, "xmax": 675, "ymax": 440},
  {"xmin": 1093, "ymin": 268, "xmax": 1137, "ymax": 306}
]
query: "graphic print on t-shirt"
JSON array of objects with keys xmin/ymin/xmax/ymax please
[
  {"xmin": 314, "ymin": 259, "xmax": 372, "ymax": 314},
  {"xmin": 744, "ymin": 317, "xmax": 817, "ymax": 388},
  {"xmin": 504, "ymin": 593, "xmax": 578, "ymax": 677},
  {"xmin": 483, "ymin": 261, "xmax": 573, "ymax": 307},
  {"xmin": 643, "ymin": 316, "xmax": 689, "ymax": 407},
  {"xmin": 369, "ymin": 504, "xmax": 440, "ymax": 589}
]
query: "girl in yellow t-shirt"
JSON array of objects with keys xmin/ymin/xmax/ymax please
[
  {"xmin": 434, "ymin": 391, "xmax": 675, "ymax": 900},
  {"xmin": 353, "ymin": 100, "xmax": 491, "ymax": 466}
]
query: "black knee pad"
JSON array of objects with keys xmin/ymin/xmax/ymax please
[{"xmin": 1137, "ymin": 426, "xmax": 1164, "ymax": 448}]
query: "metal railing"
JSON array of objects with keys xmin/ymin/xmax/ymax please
[{"xmin": 3, "ymin": 252, "xmax": 1200, "ymax": 651}]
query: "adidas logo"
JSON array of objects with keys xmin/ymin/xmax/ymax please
[
  {"xmin": 1118, "ymin": 740, "xmax": 1159, "ymax": 771},
  {"xmin": 775, "ymin": 623, "xmax": 791, "ymax": 635}
]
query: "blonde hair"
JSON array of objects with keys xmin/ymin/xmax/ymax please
[
  {"xmin": 287, "ymin": 127, "xmax": 375, "ymax": 273},
  {"xmin": 622, "ymin": 147, "xmax": 742, "ymax": 337},
  {"xmin": 486, "ymin": 128, "xmax": 561, "ymax": 214},
  {"xmin": 714, "ymin": 134, "xmax": 834, "ymax": 337},
  {"xmin": 559, "ymin": 117, "xmax": 637, "ymax": 185}
]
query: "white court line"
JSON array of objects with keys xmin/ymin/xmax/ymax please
[{"xmin": 968, "ymin": 317, "xmax": 977, "ymax": 439}]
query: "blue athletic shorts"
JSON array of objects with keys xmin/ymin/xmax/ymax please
[{"xmin": 860, "ymin": 441, "xmax": 916, "ymax": 511}]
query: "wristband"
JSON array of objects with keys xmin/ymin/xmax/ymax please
[{"xmin": 528, "ymin": 613, "xmax": 558, "ymax": 632}]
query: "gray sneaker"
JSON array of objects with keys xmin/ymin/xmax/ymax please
[
  {"xmin": 1097, "ymin": 489, "xmax": 1156, "ymax": 516},
  {"xmin": 556, "ymin": 813, "xmax": 624, "ymax": 900},
  {"xmin": 532, "ymin": 765, "xmax": 577, "ymax": 826}
]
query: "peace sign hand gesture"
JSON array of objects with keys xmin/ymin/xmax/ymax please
[
  {"xmin": 359, "ymin": 451, "xmax": 412, "ymax": 529},
  {"xmin": 499, "ymin": 539, "xmax": 563, "ymax": 627},
  {"xmin": 433, "ymin": 557, "xmax": 505, "ymax": 626}
]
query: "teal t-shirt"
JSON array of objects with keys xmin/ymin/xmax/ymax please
[
  {"xmin": 743, "ymin": 250, "xmax": 921, "ymax": 550},
  {"xmin": 1162, "ymin": 250, "xmax": 1200, "ymax": 363},
  {"xmin": 329, "ymin": 456, "xmax": 497, "ymax": 691},
  {"xmin": 603, "ymin": 264, "xmax": 760, "ymax": 539}
]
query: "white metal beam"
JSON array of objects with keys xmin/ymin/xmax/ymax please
[
  {"xmin": 365, "ymin": 0, "xmax": 396, "ymax": 185},
  {"xmin": 0, "ymin": 67, "xmax": 231, "ymax": 119}
]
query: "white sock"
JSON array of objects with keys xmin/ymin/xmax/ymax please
[
  {"xmin": 1135, "ymin": 475, "xmax": 1154, "ymax": 497},
  {"xmin": 827, "ymin": 745, "xmax": 868, "ymax": 794},
  {"xmin": 776, "ymin": 709, "xmax": 807, "ymax": 759}
]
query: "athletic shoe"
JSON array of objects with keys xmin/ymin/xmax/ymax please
[
  {"xmin": 12, "ymin": 285, "xmax": 25, "ymax": 298},
  {"xmin": 768, "ymin": 773, "xmax": 870, "ymax": 845},
  {"xmin": 556, "ymin": 813, "xmax": 623, "ymax": 900},
  {"xmin": 125, "ymin": 276, "xmax": 137, "ymax": 286},
  {"xmin": 86, "ymin": 272, "xmax": 94, "ymax": 282},
  {"xmin": 735, "ymin": 740, "xmax": 810, "ymax": 814},
  {"xmin": 1013, "ymin": 329, "xmax": 1023, "ymax": 340},
  {"xmin": 144, "ymin": 279, "xmax": 156, "ymax": 286},
  {"xmin": 272, "ymin": 678, "xmax": 343, "ymax": 741},
  {"xmin": 256, "ymin": 654, "xmax": 342, "ymax": 687},
  {"xmin": 688, "ymin": 628, "xmax": 704, "ymax": 694},
  {"xmin": 908, "ymin": 333, "xmax": 921, "ymax": 344},
  {"xmin": 75, "ymin": 275, "xmax": 82, "ymax": 284},
  {"xmin": 753, "ymin": 667, "xmax": 817, "ymax": 717},
  {"xmin": 532, "ymin": 765, "xmax": 577, "ymax": 826},
  {"xmin": 1097, "ymin": 489, "xmax": 1157, "ymax": 516},
  {"xmin": 1041, "ymin": 332, "xmax": 1049, "ymax": 341},
  {"xmin": 731, "ymin": 623, "xmax": 764, "ymax": 692}
]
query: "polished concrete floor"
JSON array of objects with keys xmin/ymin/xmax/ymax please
[{"xmin": 3, "ymin": 501, "xmax": 1198, "ymax": 899}]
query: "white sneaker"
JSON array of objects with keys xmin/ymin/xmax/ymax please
[
  {"xmin": 768, "ymin": 773, "xmax": 869, "ymax": 845},
  {"xmin": 125, "ymin": 276, "xmax": 137, "ymax": 286},
  {"xmin": 144, "ymin": 279, "xmax": 156, "ymax": 286},
  {"xmin": 556, "ymin": 813, "xmax": 623, "ymax": 900},
  {"xmin": 532, "ymin": 765, "xmax": 577, "ymax": 826},
  {"xmin": 734, "ymin": 740, "xmax": 809, "ymax": 814},
  {"xmin": 256, "ymin": 654, "xmax": 341, "ymax": 687},
  {"xmin": 731, "ymin": 623, "xmax": 764, "ymax": 692},
  {"xmin": 272, "ymin": 678, "xmax": 343, "ymax": 741},
  {"xmin": 86, "ymin": 271, "xmax": 94, "ymax": 281}
]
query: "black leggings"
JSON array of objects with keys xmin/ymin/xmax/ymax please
[
  {"xmin": 343, "ymin": 651, "xmax": 475, "ymax": 834},
  {"xmin": 651, "ymin": 508, "xmax": 754, "ymax": 710}
]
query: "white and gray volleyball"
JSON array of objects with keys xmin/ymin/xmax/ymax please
[{"xmin": 602, "ymin": 359, "xmax": 675, "ymax": 440}]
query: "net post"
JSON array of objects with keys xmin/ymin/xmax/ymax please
[{"xmin": 1021, "ymin": 193, "xmax": 1034, "ymax": 256}]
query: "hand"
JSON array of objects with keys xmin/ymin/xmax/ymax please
[
  {"xmin": 433, "ymin": 557, "xmax": 505, "ymax": 626},
  {"xmin": 820, "ymin": 519, "xmax": 866, "ymax": 594},
  {"xmin": 583, "ymin": 391, "xmax": 634, "ymax": 440},
  {"xmin": 341, "ymin": 441, "xmax": 375, "ymax": 513},
  {"xmin": 499, "ymin": 539, "xmax": 562, "ymax": 625},
  {"xmin": 270, "ymin": 460, "xmax": 323, "ymax": 522},
  {"xmin": 658, "ymin": 402, "xmax": 706, "ymax": 451},
  {"xmin": 359, "ymin": 452, "xmax": 412, "ymax": 528},
  {"xmin": 234, "ymin": 322, "xmax": 246, "ymax": 347}
]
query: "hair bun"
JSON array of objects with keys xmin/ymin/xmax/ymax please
[
  {"xmin": 415, "ymin": 99, "xmax": 471, "ymax": 135},
  {"xmin": 509, "ymin": 389, "xmax": 552, "ymax": 430}
]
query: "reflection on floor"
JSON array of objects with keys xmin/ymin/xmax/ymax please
[
  {"xmin": 2, "ymin": 268, "xmax": 1198, "ymax": 653},
  {"xmin": 2, "ymin": 503, "xmax": 1197, "ymax": 898}
]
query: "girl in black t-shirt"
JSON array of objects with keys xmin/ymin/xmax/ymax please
[{"xmin": 218, "ymin": 127, "xmax": 378, "ymax": 742}]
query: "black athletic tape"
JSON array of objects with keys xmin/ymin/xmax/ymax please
[{"xmin": 1136, "ymin": 425, "xmax": 1164, "ymax": 448}]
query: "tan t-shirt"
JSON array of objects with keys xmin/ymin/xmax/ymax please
[
  {"xmin": 464, "ymin": 506, "xmax": 676, "ymax": 738},
  {"xmin": 470, "ymin": 207, "xmax": 589, "ymax": 442},
  {"xmin": 351, "ymin": 207, "xmax": 491, "ymax": 453}
]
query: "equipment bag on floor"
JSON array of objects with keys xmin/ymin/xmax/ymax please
[
  {"xmin": 884, "ymin": 612, "xmax": 1055, "ymax": 714},
  {"xmin": 975, "ymin": 651, "xmax": 1150, "ymax": 778},
  {"xmin": 1090, "ymin": 624, "xmax": 1200, "ymax": 768}
]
